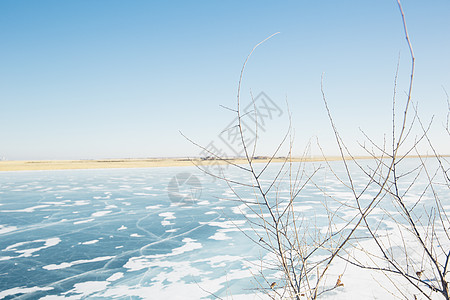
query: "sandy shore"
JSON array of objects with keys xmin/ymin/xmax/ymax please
[
  {"xmin": 1, "ymin": 155, "xmax": 442, "ymax": 172},
  {"xmin": 0, "ymin": 157, "xmax": 358, "ymax": 172}
]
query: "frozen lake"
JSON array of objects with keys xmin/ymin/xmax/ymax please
[{"xmin": 0, "ymin": 159, "xmax": 448, "ymax": 299}]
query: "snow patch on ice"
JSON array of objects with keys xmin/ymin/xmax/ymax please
[
  {"xmin": 0, "ymin": 204, "xmax": 50, "ymax": 213},
  {"xmin": 74, "ymin": 200, "xmax": 90, "ymax": 206},
  {"xmin": 0, "ymin": 286, "xmax": 53, "ymax": 299},
  {"xmin": 91, "ymin": 210, "xmax": 112, "ymax": 217},
  {"xmin": 106, "ymin": 272, "xmax": 124, "ymax": 282},
  {"xmin": 124, "ymin": 238, "xmax": 202, "ymax": 271},
  {"xmin": 81, "ymin": 239, "xmax": 98, "ymax": 245},
  {"xmin": 208, "ymin": 232, "xmax": 231, "ymax": 241},
  {"xmin": 130, "ymin": 233, "xmax": 144, "ymax": 237},
  {"xmin": 42, "ymin": 256, "xmax": 113, "ymax": 270},
  {"xmin": 159, "ymin": 212, "xmax": 175, "ymax": 219},
  {"xmin": 4, "ymin": 238, "xmax": 61, "ymax": 258},
  {"xmin": 201, "ymin": 220, "xmax": 246, "ymax": 229},
  {"xmin": 74, "ymin": 218, "xmax": 94, "ymax": 224},
  {"xmin": 0, "ymin": 225, "xmax": 17, "ymax": 234}
]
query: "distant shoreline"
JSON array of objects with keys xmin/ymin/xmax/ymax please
[
  {"xmin": 0, "ymin": 156, "xmax": 350, "ymax": 172},
  {"xmin": 0, "ymin": 155, "xmax": 446, "ymax": 172}
]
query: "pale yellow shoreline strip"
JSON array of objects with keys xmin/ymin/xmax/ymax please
[{"xmin": 0, "ymin": 156, "xmax": 443, "ymax": 172}]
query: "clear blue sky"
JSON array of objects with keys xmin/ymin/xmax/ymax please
[{"xmin": 1, "ymin": 1, "xmax": 449, "ymax": 160}]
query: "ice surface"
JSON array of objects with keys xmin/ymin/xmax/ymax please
[{"xmin": 0, "ymin": 160, "xmax": 448, "ymax": 299}]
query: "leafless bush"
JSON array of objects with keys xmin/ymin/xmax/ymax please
[
  {"xmin": 319, "ymin": 1, "xmax": 450, "ymax": 299},
  {"xmin": 186, "ymin": 1, "xmax": 449, "ymax": 299},
  {"xmin": 185, "ymin": 34, "xmax": 363, "ymax": 299}
]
